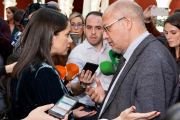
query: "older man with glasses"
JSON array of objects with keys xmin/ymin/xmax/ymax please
[{"xmin": 86, "ymin": 1, "xmax": 179, "ymax": 120}]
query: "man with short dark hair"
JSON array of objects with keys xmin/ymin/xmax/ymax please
[
  {"xmin": 13, "ymin": 9, "xmax": 24, "ymax": 32},
  {"xmin": 67, "ymin": 11, "xmax": 113, "ymax": 120}
]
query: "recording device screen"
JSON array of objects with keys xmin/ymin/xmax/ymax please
[{"xmin": 49, "ymin": 95, "xmax": 78, "ymax": 118}]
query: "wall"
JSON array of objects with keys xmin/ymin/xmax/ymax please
[
  {"xmin": 0, "ymin": 2, "xmax": 4, "ymax": 18},
  {"xmin": 109, "ymin": 0, "xmax": 157, "ymax": 10},
  {"xmin": 0, "ymin": 0, "xmax": 58, "ymax": 18},
  {"xmin": 73, "ymin": 0, "xmax": 83, "ymax": 13},
  {"xmin": 0, "ymin": 0, "xmax": 179, "ymax": 19},
  {"xmin": 169, "ymin": 0, "xmax": 180, "ymax": 15}
]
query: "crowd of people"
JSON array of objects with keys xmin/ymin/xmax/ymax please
[{"xmin": 1, "ymin": 0, "xmax": 180, "ymax": 120}]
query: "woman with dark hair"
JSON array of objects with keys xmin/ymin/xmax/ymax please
[
  {"xmin": 6, "ymin": 6, "xmax": 18, "ymax": 38},
  {"xmin": 164, "ymin": 13, "xmax": 180, "ymax": 101},
  {"xmin": 10, "ymin": 7, "xmax": 73, "ymax": 120},
  {"xmin": 164, "ymin": 13, "xmax": 180, "ymax": 71},
  {"xmin": 53, "ymin": 12, "xmax": 85, "ymax": 67}
]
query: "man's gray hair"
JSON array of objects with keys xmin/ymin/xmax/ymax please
[{"xmin": 108, "ymin": 0, "xmax": 145, "ymax": 28}]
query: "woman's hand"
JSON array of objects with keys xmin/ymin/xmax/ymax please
[
  {"xmin": 23, "ymin": 104, "xmax": 68, "ymax": 120},
  {"xmin": 113, "ymin": 106, "xmax": 161, "ymax": 120},
  {"xmin": 143, "ymin": 5, "xmax": 156, "ymax": 23},
  {"xmin": 5, "ymin": 62, "xmax": 17, "ymax": 73}
]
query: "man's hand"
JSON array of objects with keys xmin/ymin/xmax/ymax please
[
  {"xmin": 143, "ymin": 5, "xmax": 156, "ymax": 23},
  {"xmin": 78, "ymin": 70, "xmax": 96, "ymax": 86},
  {"xmin": 113, "ymin": 106, "xmax": 161, "ymax": 120},
  {"xmin": 86, "ymin": 77, "xmax": 105, "ymax": 104},
  {"xmin": 73, "ymin": 106, "xmax": 97, "ymax": 118}
]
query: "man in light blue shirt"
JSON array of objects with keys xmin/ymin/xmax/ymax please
[{"xmin": 67, "ymin": 11, "xmax": 113, "ymax": 120}]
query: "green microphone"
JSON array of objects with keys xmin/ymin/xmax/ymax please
[
  {"xmin": 109, "ymin": 49, "xmax": 123, "ymax": 66},
  {"xmin": 100, "ymin": 61, "xmax": 116, "ymax": 76}
]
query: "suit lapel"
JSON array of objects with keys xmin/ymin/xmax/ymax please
[{"xmin": 99, "ymin": 34, "xmax": 157, "ymax": 117}]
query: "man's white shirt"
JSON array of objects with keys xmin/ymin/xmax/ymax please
[{"xmin": 67, "ymin": 39, "xmax": 113, "ymax": 106}]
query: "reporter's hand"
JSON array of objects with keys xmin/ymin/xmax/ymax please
[
  {"xmin": 23, "ymin": 104, "xmax": 62, "ymax": 120},
  {"xmin": 86, "ymin": 77, "xmax": 105, "ymax": 104},
  {"xmin": 5, "ymin": 62, "xmax": 17, "ymax": 73},
  {"xmin": 143, "ymin": 5, "xmax": 156, "ymax": 22},
  {"xmin": 73, "ymin": 106, "xmax": 97, "ymax": 118},
  {"xmin": 78, "ymin": 70, "xmax": 96, "ymax": 86},
  {"xmin": 113, "ymin": 106, "xmax": 161, "ymax": 120}
]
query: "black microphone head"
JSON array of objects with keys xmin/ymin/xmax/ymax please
[{"xmin": 32, "ymin": 3, "xmax": 40, "ymax": 10}]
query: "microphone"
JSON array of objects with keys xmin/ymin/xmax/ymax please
[
  {"xmin": 55, "ymin": 63, "xmax": 79, "ymax": 85},
  {"xmin": 100, "ymin": 61, "xmax": 116, "ymax": 76},
  {"xmin": 65, "ymin": 63, "xmax": 79, "ymax": 81},
  {"xmin": 55, "ymin": 65, "xmax": 67, "ymax": 80},
  {"xmin": 109, "ymin": 49, "xmax": 122, "ymax": 66}
]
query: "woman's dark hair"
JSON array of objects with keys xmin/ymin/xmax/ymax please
[
  {"xmin": 164, "ymin": 13, "xmax": 180, "ymax": 60},
  {"xmin": 12, "ymin": 7, "xmax": 69, "ymax": 79},
  {"xmin": 6, "ymin": 6, "xmax": 18, "ymax": 14}
]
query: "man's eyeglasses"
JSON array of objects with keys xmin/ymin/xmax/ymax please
[
  {"xmin": 71, "ymin": 24, "xmax": 84, "ymax": 29},
  {"xmin": 103, "ymin": 16, "xmax": 125, "ymax": 33}
]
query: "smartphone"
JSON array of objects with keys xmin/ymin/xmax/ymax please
[
  {"xmin": 83, "ymin": 62, "xmax": 99, "ymax": 76},
  {"xmin": 49, "ymin": 94, "xmax": 78, "ymax": 118},
  {"xmin": 151, "ymin": 7, "xmax": 169, "ymax": 16},
  {"xmin": 70, "ymin": 33, "xmax": 79, "ymax": 45}
]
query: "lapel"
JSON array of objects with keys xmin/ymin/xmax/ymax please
[{"xmin": 99, "ymin": 34, "xmax": 157, "ymax": 117}]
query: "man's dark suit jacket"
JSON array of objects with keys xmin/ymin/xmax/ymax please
[{"xmin": 98, "ymin": 34, "xmax": 179, "ymax": 120}]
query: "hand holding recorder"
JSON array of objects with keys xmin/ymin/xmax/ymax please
[{"xmin": 78, "ymin": 62, "xmax": 98, "ymax": 88}]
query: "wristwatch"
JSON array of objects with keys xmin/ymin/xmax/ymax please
[{"xmin": 80, "ymin": 81, "xmax": 86, "ymax": 89}]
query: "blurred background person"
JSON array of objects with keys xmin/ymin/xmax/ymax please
[
  {"xmin": 0, "ymin": 17, "xmax": 12, "ymax": 66},
  {"xmin": 164, "ymin": 13, "xmax": 180, "ymax": 102},
  {"xmin": 143, "ymin": 5, "xmax": 180, "ymax": 45},
  {"xmin": 69, "ymin": 12, "xmax": 85, "ymax": 45},
  {"xmin": 164, "ymin": 13, "xmax": 180, "ymax": 71},
  {"xmin": 6, "ymin": 6, "xmax": 18, "ymax": 38},
  {"xmin": 11, "ymin": 9, "xmax": 24, "ymax": 53}
]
